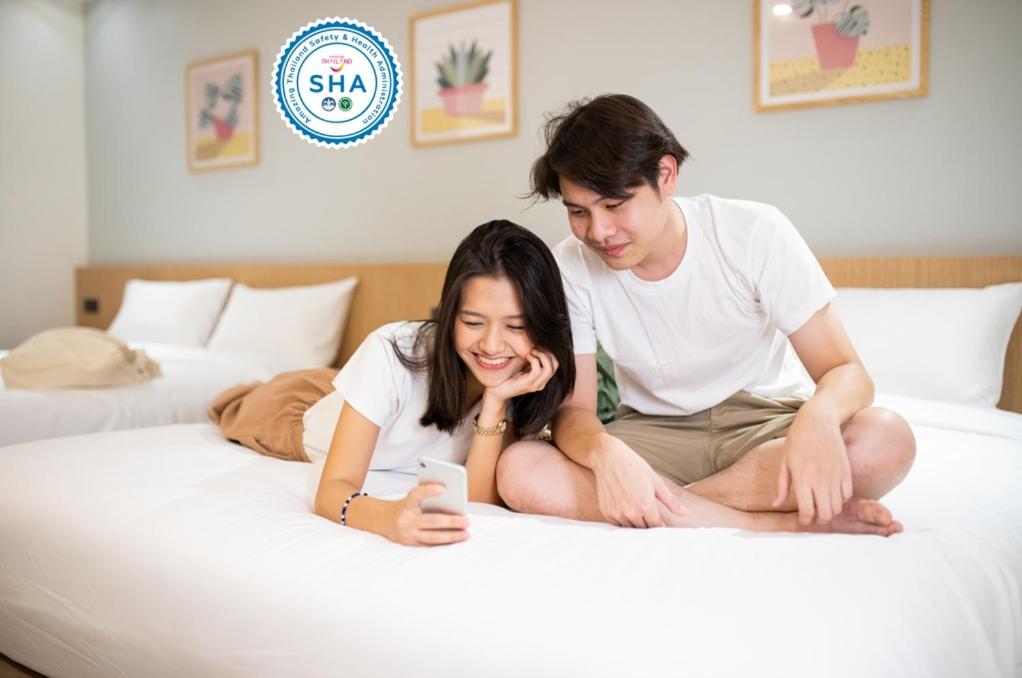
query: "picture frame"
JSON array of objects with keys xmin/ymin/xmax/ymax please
[
  {"xmin": 186, "ymin": 50, "xmax": 259, "ymax": 172},
  {"xmin": 754, "ymin": 0, "xmax": 929, "ymax": 112},
  {"xmin": 409, "ymin": 0, "xmax": 517, "ymax": 147}
]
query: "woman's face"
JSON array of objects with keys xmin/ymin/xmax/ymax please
[{"xmin": 454, "ymin": 275, "xmax": 535, "ymax": 390}]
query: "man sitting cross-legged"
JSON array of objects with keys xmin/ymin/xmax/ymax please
[{"xmin": 497, "ymin": 95, "xmax": 916, "ymax": 535}]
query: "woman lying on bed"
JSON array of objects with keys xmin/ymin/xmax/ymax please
[
  {"xmin": 313, "ymin": 220, "xmax": 576, "ymax": 545},
  {"xmin": 211, "ymin": 220, "xmax": 575, "ymax": 545}
]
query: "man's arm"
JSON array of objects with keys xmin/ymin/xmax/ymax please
[
  {"xmin": 550, "ymin": 353, "xmax": 602, "ymax": 464},
  {"xmin": 779, "ymin": 303, "xmax": 874, "ymax": 524},
  {"xmin": 552, "ymin": 353, "xmax": 686, "ymax": 527}
]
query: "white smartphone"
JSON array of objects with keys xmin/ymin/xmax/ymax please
[{"xmin": 417, "ymin": 457, "xmax": 468, "ymax": 515}]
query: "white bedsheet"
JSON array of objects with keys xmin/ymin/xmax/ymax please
[
  {"xmin": 0, "ymin": 396, "xmax": 1020, "ymax": 678},
  {"xmin": 0, "ymin": 343, "xmax": 275, "ymax": 446}
]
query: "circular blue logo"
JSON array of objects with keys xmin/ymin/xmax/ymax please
[{"xmin": 273, "ymin": 18, "xmax": 402, "ymax": 148}]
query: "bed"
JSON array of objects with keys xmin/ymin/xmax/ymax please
[
  {"xmin": 0, "ymin": 257, "xmax": 1020, "ymax": 678},
  {"xmin": 0, "ymin": 342, "xmax": 274, "ymax": 447},
  {"xmin": 0, "ymin": 263, "xmax": 447, "ymax": 447},
  {"xmin": 0, "ymin": 393, "xmax": 1019, "ymax": 678}
]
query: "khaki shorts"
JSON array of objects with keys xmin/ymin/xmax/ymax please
[{"xmin": 604, "ymin": 391, "xmax": 806, "ymax": 486}]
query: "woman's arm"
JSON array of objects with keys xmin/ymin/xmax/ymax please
[
  {"xmin": 466, "ymin": 349, "xmax": 560, "ymax": 505},
  {"xmin": 465, "ymin": 392, "xmax": 514, "ymax": 505},
  {"xmin": 314, "ymin": 403, "xmax": 469, "ymax": 545},
  {"xmin": 314, "ymin": 402, "xmax": 386, "ymax": 529}
]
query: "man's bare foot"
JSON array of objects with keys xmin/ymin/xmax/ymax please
[{"xmin": 806, "ymin": 497, "xmax": 902, "ymax": 537}]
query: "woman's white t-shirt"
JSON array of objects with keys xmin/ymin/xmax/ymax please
[
  {"xmin": 301, "ymin": 321, "xmax": 481, "ymax": 470},
  {"xmin": 553, "ymin": 194, "xmax": 835, "ymax": 417}
]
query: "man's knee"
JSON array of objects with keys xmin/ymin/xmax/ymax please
[
  {"xmin": 496, "ymin": 442, "xmax": 548, "ymax": 513},
  {"xmin": 844, "ymin": 407, "xmax": 916, "ymax": 492}
]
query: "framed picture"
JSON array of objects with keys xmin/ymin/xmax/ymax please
[
  {"xmin": 186, "ymin": 50, "xmax": 259, "ymax": 171},
  {"xmin": 410, "ymin": 0, "xmax": 517, "ymax": 147},
  {"xmin": 754, "ymin": 0, "xmax": 929, "ymax": 112}
]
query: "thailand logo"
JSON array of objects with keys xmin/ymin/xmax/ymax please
[{"xmin": 273, "ymin": 18, "xmax": 402, "ymax": 148}]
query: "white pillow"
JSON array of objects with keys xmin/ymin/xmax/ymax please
[
  {"xmin": 107, "ymin": 278, "xmax": 233, "ymax": 346},
  {"xmin": 832, "ymin": 283, "xmax": 1022, "ymax": 408},
  {"xmin": 207, "ymin": 278, "xmax": 358, "ymax": 369}
]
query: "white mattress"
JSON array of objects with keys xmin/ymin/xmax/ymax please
[
  {"xmin": 0, "ymin": 343, "xmax": 275, "ymax": 446},
  {"xmin": 0, "ymin": 394, "xmax": 1020, "ymax": 678}
]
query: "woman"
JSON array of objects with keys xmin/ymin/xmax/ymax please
[
  {"xmin": 312, "ymin": 219, "xmax": 579, "ymax": 545},
  {"xmin": 211, "ymin": 220, "xmax": 575, "ymax": 545}
]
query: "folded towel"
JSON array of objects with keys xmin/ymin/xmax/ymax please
[{"xmin": 0, "ymin": 327, "xmax": 161, "ymax": 389}]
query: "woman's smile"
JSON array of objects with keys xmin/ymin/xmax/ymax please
[{"xmin": 472, "ymin": 352, "xmax": 515, "ymax": 371}]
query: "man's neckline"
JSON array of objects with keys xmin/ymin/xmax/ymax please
[{"xmin": 626, "ymin": 197, "xmax": 692, "ymax": 284}]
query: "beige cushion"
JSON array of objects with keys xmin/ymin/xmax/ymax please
[{"xmin": 0, "ymin": 327, "xmax": 161, "ymax": 390}]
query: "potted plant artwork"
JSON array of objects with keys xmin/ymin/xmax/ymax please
[
  {"xmin": 435, "ymin": 41, "xmax": 492, "ymax": 116},
  {"xmin": 199, "ymin": 73, "xmax": 242, "ymax": 141},
  {"xmin": 794, "ymin": 0, "xmax": 871, "ymax": 70},
  {"xmin": 186, "ymin": 50, "xmax": 258, "ymax": 171}
]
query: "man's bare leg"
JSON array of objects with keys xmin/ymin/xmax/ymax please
[
  {"xmin": 496, "ymin": 441, "xmax": 902, "ymax": 536},
  {"xmin": 686, "ymin": 406, "xmax": 916, "ymax": 514}
]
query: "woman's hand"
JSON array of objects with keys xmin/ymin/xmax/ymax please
[
  {"xmin": 485, "ymin": 349, "xmax": 559, "ymax": 404},
  {"xmin": 384, "ymin": 484, "xmax": 470, "ymax": 546}
]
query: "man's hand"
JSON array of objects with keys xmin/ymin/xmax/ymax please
[
  {"xmin": 591, "ymin": 435, "xmax": 687, "ymax": 528},
  {"xmin": 773, "ymin": 403, "xmax": 853, "ymax": 525}
]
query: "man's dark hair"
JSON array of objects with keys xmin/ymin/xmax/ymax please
[
  {"xmin": 392, "ymin": 220, "xmax": 575, "ymax": 436},
  {"xmin": 529, "ymin": 94, "xmax": 689, "ymax": 201}
]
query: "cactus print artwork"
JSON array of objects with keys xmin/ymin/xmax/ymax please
[{"xmin": 411, "ymin": 0, "xmax": 516, "ymax": 146}]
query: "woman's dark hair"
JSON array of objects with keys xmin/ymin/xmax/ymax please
[
  {"xmin": 529, "ymin": 94, "xmax": 690, "ymax": 201},
  {"xmin": 393, "ymin": 220, "xmax": 575, "ymax": 436}
]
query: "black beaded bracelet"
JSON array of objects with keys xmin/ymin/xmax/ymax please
[{"xmin": 340, "ymin": 491, "xmax": 367, "ymax": 526}]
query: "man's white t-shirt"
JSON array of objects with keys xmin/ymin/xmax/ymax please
[
  {"xmin": 301, "ymin": 321, "xmax": 481, "ymax": 469},
  {"xmin": 553, "ymin": 194, "xmax": 835, "ymax": 416}
]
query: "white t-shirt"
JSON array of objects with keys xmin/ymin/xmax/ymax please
[
  {"xmin": 553, "ymin": 194, "xmax": 835, "ymax": 416},
  {"xmin": 301, "ymin": 321, "xmax": 481, "ymax": 470}
]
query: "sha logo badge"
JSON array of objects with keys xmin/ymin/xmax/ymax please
[{"xmin": 273, "ymin": 18, "xmax": 402, "ymax": 148}]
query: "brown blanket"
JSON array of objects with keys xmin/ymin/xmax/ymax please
[{"xmin": 208, "ymin": 368, "xmax": 337, "ymax": 462}]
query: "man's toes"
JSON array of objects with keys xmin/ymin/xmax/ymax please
[
  {"xmin": 854, "ymin": 499, "xmax": 892, "ymax": 526},
  {"xmin": 875, "ymin": 520, "xmax": 902, "ymax": 537},
  {"xmin": 869, "ymin": 502, "xmax": 892, "ymax": 526}
]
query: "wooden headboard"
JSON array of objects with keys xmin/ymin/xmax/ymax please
[
  {"xmin": 76, "ymin": 256, "xmax": 1022, "ymax": 412},
  {"xmin": 819, "ymin": 256, "xmax": 1022, "ymax": 413},
  {"xmin": 75, "ymin": 263, "xmax": 447, "ymax": 366}
]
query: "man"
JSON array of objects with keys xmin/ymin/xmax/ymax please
[{"xmin": 497, "ymin": 94, "xmax": 916, "ymax": 534}]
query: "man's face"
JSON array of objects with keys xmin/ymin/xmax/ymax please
[{"xmin": 558, "ymin": 176, "xmax": 674, "ymax": 271}]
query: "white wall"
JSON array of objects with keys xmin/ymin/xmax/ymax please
[
  {"xmin": 0, "ymin": 0, "xmax": 88, "ymax": 347},
  {"xmin": 73, "ymin": 0, "xmax": 1022, "ymax": 265}
]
